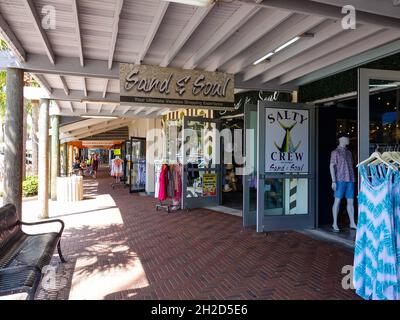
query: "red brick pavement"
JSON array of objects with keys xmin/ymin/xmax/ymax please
[{"xmin": 36, "ymin": 167, "xmax": 359, "ymax": 300}]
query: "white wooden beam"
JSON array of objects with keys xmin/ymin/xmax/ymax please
[
  {"xmin": 136, "ymin": 2, "xmax": 169, "ymax": 64},
  {"xmin": 59, "ymin": 75, "xmax": 70, "ymax": 96},
  {"xmin": 144, "ymin": 108, "xmax": 158, "ymax": 116},
  {"xmin": 84, "ymin": 102, "xmax": 88, "ymax": 113},
  {"xmin": 18, "ymin": 54, "xmax": 118, "ymax": 79},
  {"xmin": 68, "ymin": 101, "xmax": 74, "ymax": 113},
  {"xmin": 253, "ymin": 0, "xmax": 400, "ymax": 30},
  {"xmin": 0, "ymin": 13, "xmax": 26, "ymax": 62},
  {"xmin": 60, "ymin": 118, "xmax": 105, "ymax": 133},
  {"xmin": 133, "ymin": 107, "xmax": 145, "ymax": 115},
  {"xmin": 279, "ymin": 29, "xmax": 400, "ymax": 84},
  {"xmin": 160, "ymin": 5, "xmax": 213, "ymax": 67},
  {"xmin": 261, "ymin": 24, "xmax": 381, "ymax": 84},
  {"xmin": 103, "ymin": 79, "xmax": 109, "ymax": 98},
  {"xmin": 108, "ymin": 0, "xmax": 124, "ymax": 69},
  {"xmin": 224, "ymin": 14, "xmax": 324, "ymax": 76},
  {"xmin": 32, "ymin": 74, "xmax": 52, "ymax": 94},
  {"xmin": 205, "ymin": 10, "xmax": 291, "ymax": 71},
  {"xmin": 122, "ymin": 106, "xmax": 131, "ymax": 115},
  {"xmin": 75, "ymin": 121, "xmax": 131, "ymax": 140},
  {"xmin": 183, "ymin": 4, "xmax": 260, "ymax": 69},
  {"xmin": 72, "ymin": 0, "xmax": 84, "ymax": 67},
  {"xmin": 98, "ymin": 104, "xmax": 103, "ymax": 114},
  {"xmin": 23, "ymin": 0, "xmax": 55, "ymax": 64},
  {"xmin": 110, "ymin": 105, "xmax": 118, "ymax": 114},
  {"xmin": 49, "ymin": 89, "xmax": 120, "ymax": 104},
  {"xmin": 83, "ymin": 78, "xmax": 87, "ymax": 96}
]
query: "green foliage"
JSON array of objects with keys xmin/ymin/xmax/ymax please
[{"xmin": 22, "ymin": 176, "xmax": 39, "ymax": 197}]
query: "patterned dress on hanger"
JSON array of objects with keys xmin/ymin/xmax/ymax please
[{"xmin": 353, "ymin": 164, "xmax": 398, "ymax": 300}]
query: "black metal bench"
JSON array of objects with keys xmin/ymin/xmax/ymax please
[{"xmin": 0, "ymin": 204, "xmax": 65, "ymax": 300}]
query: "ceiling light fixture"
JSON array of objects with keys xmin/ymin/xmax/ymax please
[
  {"xmin": 253, "ymin": 34, "xmax": 313, "ymax": 65},
  {"xmin": 81, "ymin": 115, "xmax": 119, "ymax": 119},
  {"xmin": 163, "ymin": 0, "xmax": 215, "ymax": 6}
]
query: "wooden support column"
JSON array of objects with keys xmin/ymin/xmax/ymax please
[
  {"xmin": 62, "ymin": 142, "xmax": 68, "ymax": 176},
  {"xmin": 31, "ymin": 100, "xmax": 39, "ymax": 175},
  {"xmin": 3, "ymin": 68, "xmax": 24, "ymax": 219},
  {"xmin": 38, "ymin": 98, "xmax": 50, "ymax": 219},
  {"xmin": 50, "ymin": 115, "xmax": 60, "ymax": 200}
]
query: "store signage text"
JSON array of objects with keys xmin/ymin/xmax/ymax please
[
  {"xmin": 265, "ymin": 107, "xmax": 309, "ymax": 173},
  {"xmin": 120, "ymin": 64, "xmax": 235, "ymax": 109}
]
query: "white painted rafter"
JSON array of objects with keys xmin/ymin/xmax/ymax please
[
  {"xmin": 279, "ymin": 28, "xmax": 400, "ymax": 84},
  {"xmin": 103, "ymin": 79, "xmax": 109, "ymax": 98},
  {"xmin": 136, "ymin": 1, "xmax": 169, "ymax": 64},
  {"xmin": 205, "ymin": 9, "xmax": 292, "ymax": 71},
  {"xmin": 59, "ymin": 75, "xmax": 70, "ymax": 96},
  {"xmin": 183, "ymin": 4, "xmax": 260, "ymax": 69},
  {"xmin": 0, "ymin": 13, "xmax": 26, "ymax": 62},
  {"xmin": 22, "ymin": 0, "xmax": 55, "ymax": 64},
  {"xmin": 108, "ymin": 0, "xmax": 124, "ymax": 69},
  {"xmin": 261, "ymin": 24, "xmax": 381, "ymax": 83},
  {"xmin": 72, "ymin": 0, "xmax": 84, "ymax": 67},
  {"xmin": 160, "ymin": 4, "xmax": 214, "ymax": 67}
]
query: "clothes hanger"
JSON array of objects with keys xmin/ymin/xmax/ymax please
[{"xmin": 357, "ymin": 151, "xmax": 397, "ymax": 170}]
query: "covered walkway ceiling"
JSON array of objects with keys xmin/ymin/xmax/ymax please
[{"xmin": 0, "ymin": 0, "xmax": 399, "ymax": 120}]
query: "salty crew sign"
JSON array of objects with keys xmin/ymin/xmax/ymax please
[
  {"xmin": 120, "ymin": 64, "xmax": 234, "ymax": 109},
  {"xmin": 265, "ymin": 108, "xmax": 309, "ymax": 173}
]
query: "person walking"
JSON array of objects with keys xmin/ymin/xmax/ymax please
[{"xmin": 92, "ymin": 153, "xmax": 99, "ymax": 179}]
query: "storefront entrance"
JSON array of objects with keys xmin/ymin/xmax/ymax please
[
  {"xmin": 182, "ymin": 117, "xmax": 221, "ymax": 209},
  {"xmin": 256, "ymin": 101, "xmax": 316, "ymax": 232}
]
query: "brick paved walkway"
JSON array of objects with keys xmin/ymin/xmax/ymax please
[{"xmin": 26, "ymin": 167, "xmax": 358, "ymax": 300}]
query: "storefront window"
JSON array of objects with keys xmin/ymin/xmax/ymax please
[
  {"xmin": 369, "ymin": 79, "xmax": 400, "ymax": 154},
  {"xmin": 263, "ymin": 178, "xmax": 308, "ymax": 216}
]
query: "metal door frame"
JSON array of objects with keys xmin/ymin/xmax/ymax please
[
  {"xmin": 182, "ymin": 116, "xmax": 221, "ymax": 209},
  {"xmin": 358, "ymin": 68, "xmax": 400, "ymax": 162},
  {"xmin": 243, "ymin": 103, "xmax": 258, "ymax": 227},
  {"xmin": 129, "ymin": 136, "xmax": 146, "ymax": 193},
  {"xmin": 257, "ymin": 101, "xmax": 316, "ymax": 232}
]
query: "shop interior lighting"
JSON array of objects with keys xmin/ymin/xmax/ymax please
[
  {"xmin": 163, "ymin": 0, "xmax": 215, "ymax": 6},
  {"xmin": 80, "ymin": 115, "xmax": 119, "ymax": 119},
  {"xmin": 253, "ymin": 33, "xmax": 313, "ymax": 65}
]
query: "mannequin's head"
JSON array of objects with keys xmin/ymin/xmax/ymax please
[{"xmin": 338, "ymin": 136, "xmax": 350, "ymax": 147}]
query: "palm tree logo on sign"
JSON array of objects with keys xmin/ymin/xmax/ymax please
[{"xmin": 274, "ymin": 121, "xmax": 302, "ymax": 153}]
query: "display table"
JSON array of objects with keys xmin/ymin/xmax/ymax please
[{"xmin": 57, "ymin": 176, "xmax": 83, "ymax": 202}]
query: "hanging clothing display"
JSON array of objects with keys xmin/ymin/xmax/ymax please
[
  {"xmin": 156, "ymin": 163, "xmax": 183, "ymax": 208},
  {"xmin": 354, "ymin": 163, "xmax": 400, "ymax": 300},
  {"xmin": 111, "ymin": 157, "xmax": 124, "ymax": 177}
]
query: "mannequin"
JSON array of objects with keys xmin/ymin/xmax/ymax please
[{"xmin": 330, "ymin": 136, "xmax": 357, "ymax": 232}]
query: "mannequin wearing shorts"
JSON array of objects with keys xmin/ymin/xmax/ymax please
[{"xmin": 330, "ymin": 136, "xmax": 357, "ymax": 232}]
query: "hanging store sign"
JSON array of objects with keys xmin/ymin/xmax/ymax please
[
  {"xmin": 120, "ymin": 64, "xmax": 234, "ymax": 109},
  {"xmin": 265, "ymin": 108, "xmax": 309, "ymax": 173}
]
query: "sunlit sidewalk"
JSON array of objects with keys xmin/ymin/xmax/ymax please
[{"xmin": 20, "ymin": 168, "xmax": 359, "ymax": 300}]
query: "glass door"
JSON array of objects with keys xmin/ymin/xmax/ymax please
[
  {"xmin": 130, "ymin": 137, "xmax": 146, "ymax": 193},
  {"xmin": 257, "ymin": 101, "xmax": 316, "ymax": 232},
  {"xmin": 182, "ymin": 117, "xmax": 221, "ymax": 209},
  {"xmin": 243, "ymin": 104, "xmax": 257, "ymax": 227},
  {"xmin": 124, "ymin": 140, "xmax": 132, "ymax": 186}
]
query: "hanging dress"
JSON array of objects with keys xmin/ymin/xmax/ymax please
[
  {"xmin": 158, "ymin": 164, "xmax": 168, "ymax": 201},
  {"xmin": 353, "ymin": 164, "xmax": 398, "ymax": 300},
  {"xmin": 391, "ymin": 168, "xmax": 400, "ymax": 299}
]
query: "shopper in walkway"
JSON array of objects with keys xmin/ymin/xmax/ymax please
[
  {"xmin": 92, "ymin": 153, "xmax": 99, "ymax": 179},
  {"xmin": 72, "ymin": 157, "xmax": 82, "ymax": 176}
]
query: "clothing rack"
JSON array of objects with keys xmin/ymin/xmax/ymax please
[
  {"xmin": 111, "ymin": 175, "xmax": 125, "ymax": 189},
  {"xmin": 155, "ymin": 161, "xmax": 182, "ymax": 213}
]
